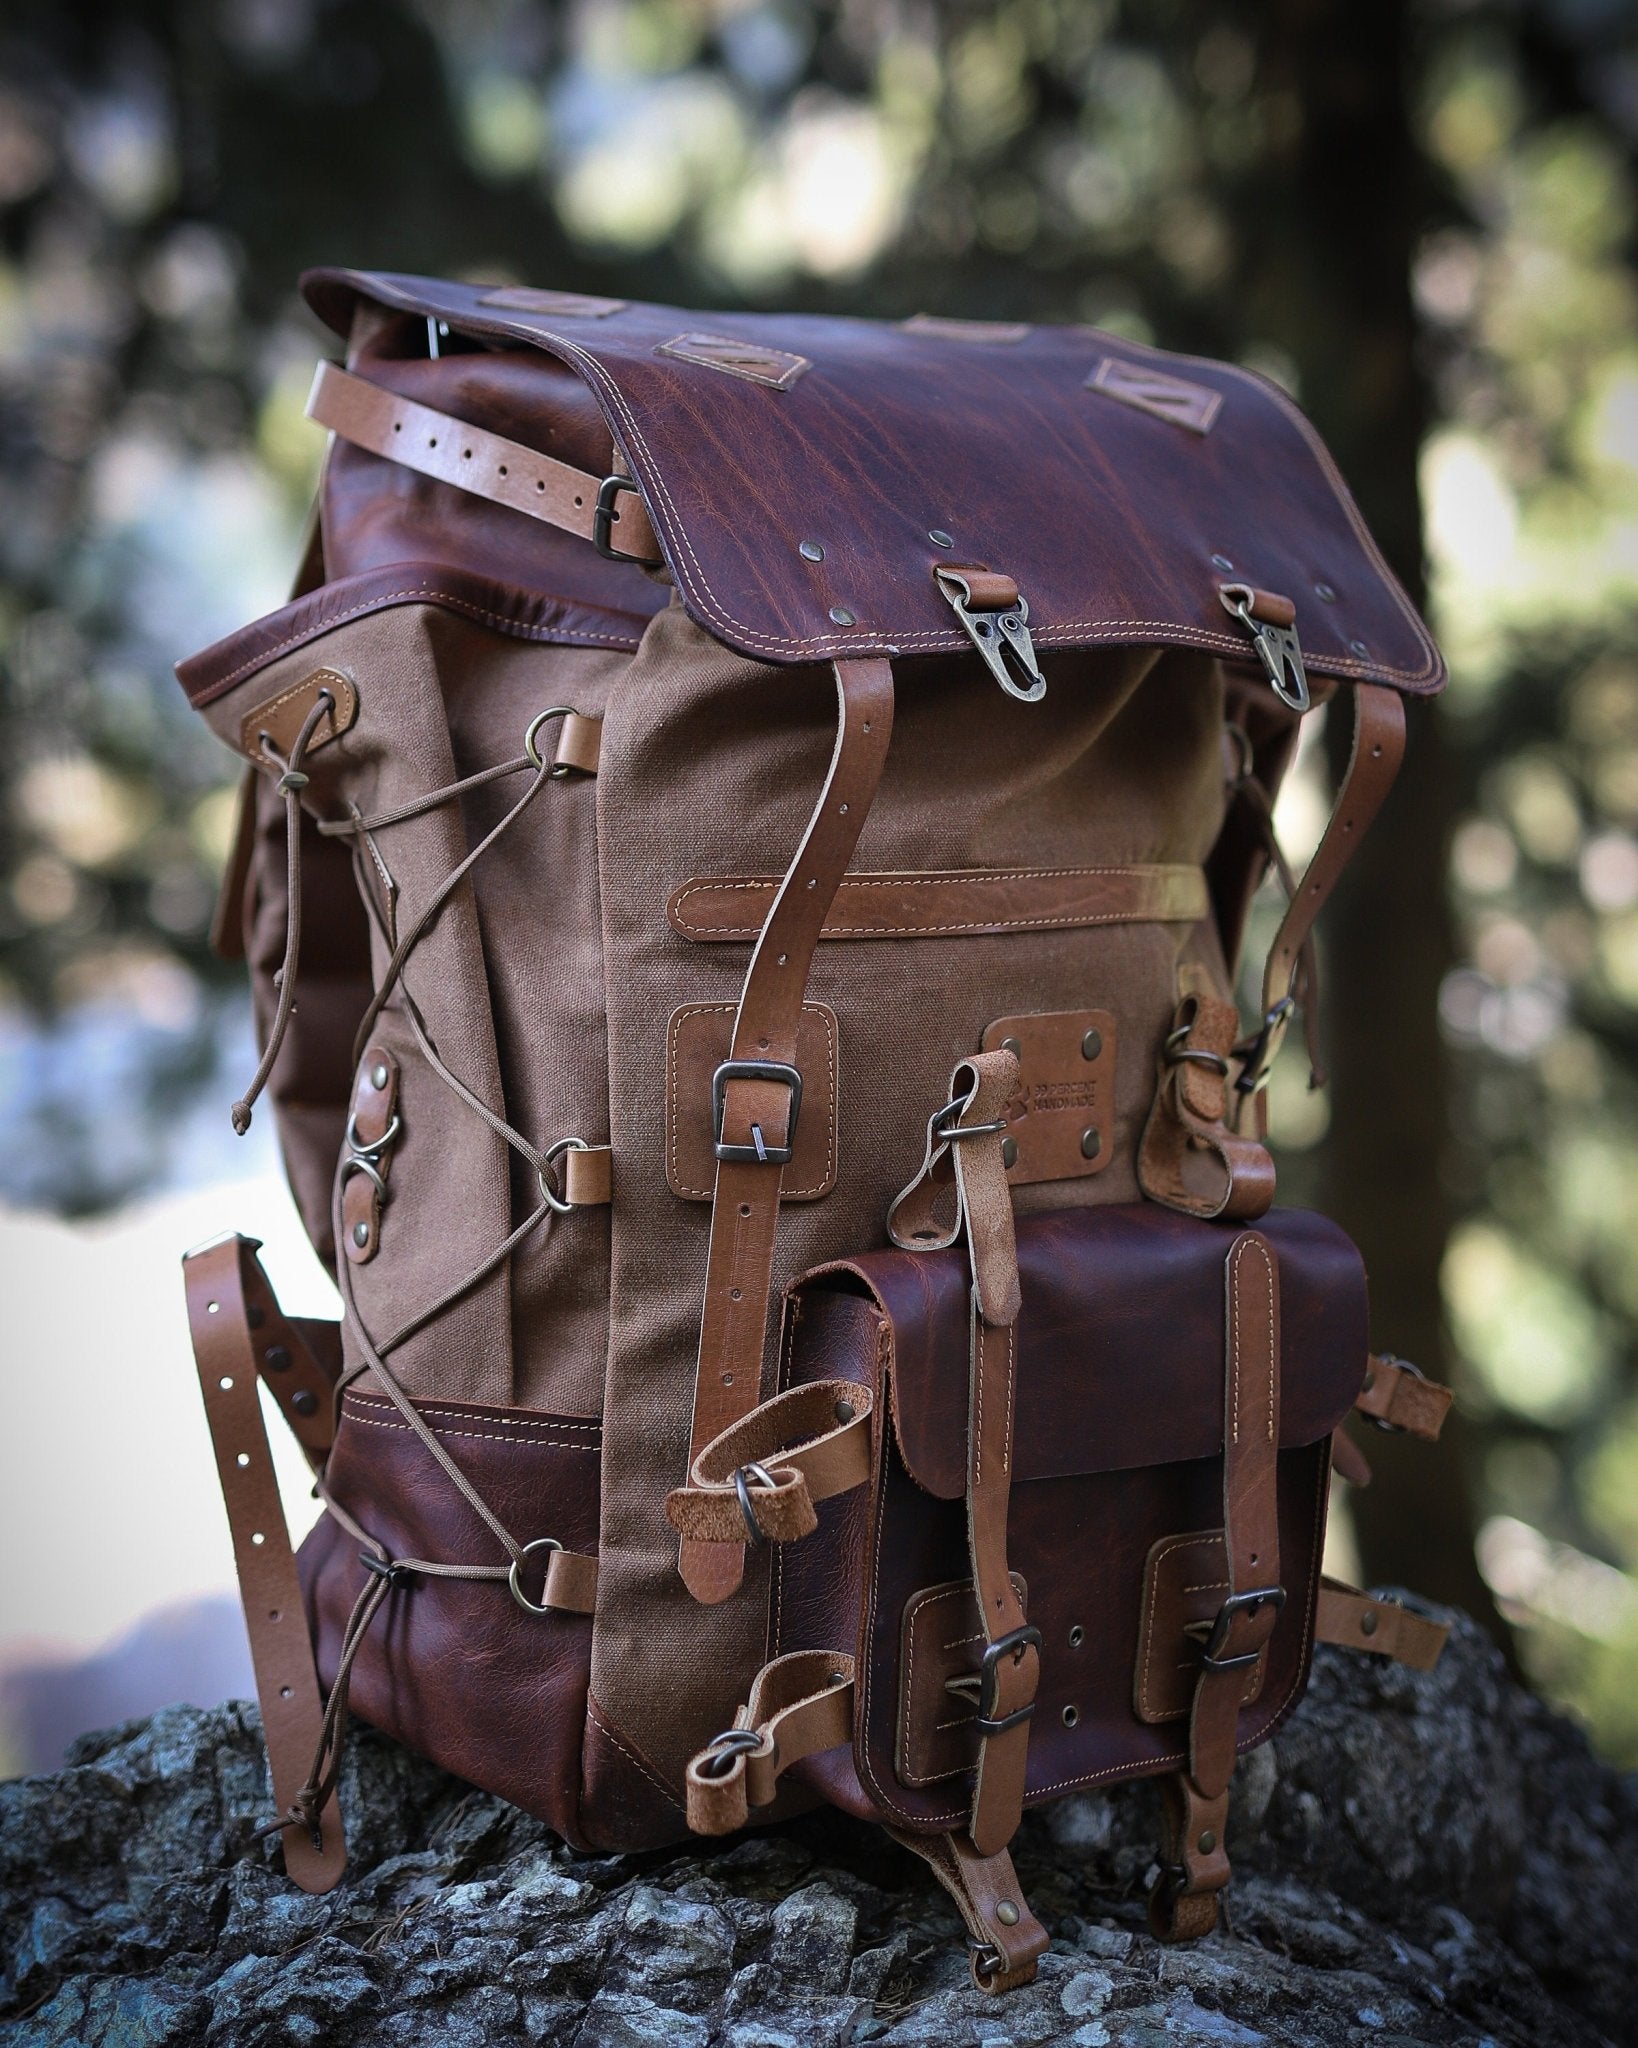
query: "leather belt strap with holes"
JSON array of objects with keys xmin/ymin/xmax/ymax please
[
  {"xmin": 680, "ymin": 657, "xmax": 894, "ymax": 1602},
  {"xmin": 184, "ymin": 1235, "xmax": 347, "ymax": 1893}
]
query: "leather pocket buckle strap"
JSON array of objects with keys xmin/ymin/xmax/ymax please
[
  {"xmin": 974, "ymin": 1624, "xmax": 1042, "ymax": 1735},
  {"xmin": 1194, "ymin": 1585, "xmax": 1285, "ymax": 1672},
  {"xmin": 713, "ymin": 1059, "xmax": 803, "ymax": 1165},
  {"xmin": 593, "ymin": 473, "xmax": 662, "ymax": 565}
]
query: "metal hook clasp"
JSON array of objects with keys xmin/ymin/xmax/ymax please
[
  {"xmin": 1218, "ymin": 584, "xmax": 1310, "ymax": 712},
  {"xmin": 936, "ymin": 567, "xmax": 1046, "ymax": 702}
]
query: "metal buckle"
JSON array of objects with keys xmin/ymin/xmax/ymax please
[
  {"xmin": 1234, "ymin": 996, "xmax": 1296, "ymax": 1097},
  {"xmin": 974, "ymin": 1623, "xmax": 1042, "ymax": 1735},
  {"xmin": 592, "ymin": 474, "xmax": 660, "ymax": 565},
  {"xmin": 1198, "ymin": 1585, "xmax": 1285, "ymax": 1671},
  {"xmin": 695, "ymin": 1726, "xmax": 765, "ymax": 1780},
  {"xmin": 712, "ymin": 1060, "xmax": 803, "ymax": 1165},
  {"xmin": 732, "ymin": 1461, "xmax": 777, "ymax": 1547},
  {"xmin": 935, "ymin": 568, "xmax": 1046, "ymax": 702},
  {"xmin": 1218, "ymin": 583, "xmax": 1310, "ymax": 712}
]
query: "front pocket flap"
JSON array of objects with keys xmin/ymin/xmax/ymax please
[{"xmin": 810, "ymin": 1204, "xmax": 1366, "ymax": 1500}]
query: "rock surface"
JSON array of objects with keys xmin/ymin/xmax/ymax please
[{"xmin": 1, "ymin": 1615, "xmax": 1634, "ymax": 2047}]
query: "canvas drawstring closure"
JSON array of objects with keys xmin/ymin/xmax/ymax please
[{"xmin": 230, "ymin": 687, "xmax": 334, "ymax": 1134}]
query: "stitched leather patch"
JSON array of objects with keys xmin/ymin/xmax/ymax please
[
  {"xmin": 1134, "ymin": 1529, "xmax": 1266, "ymax": 1724},
  {"xmin": 665, "ymin": 1001, "xmax": 838, "ymax": 1202},
  {"xmin": 901, "ymin": 314, "xmax": 1029, "ymax": 343},
  {"xmin": 655, "ymin": 332, "xmax": 810, "ymax": 390},
  {"xmin": 980, "ymin": 1009, "xmax": 1116, "ymax": 1186},
  {"xmin": 237, "ymin": 665, "xmax": 358, "ymax": 762},
  {"xmin": 897, "ymin": 1573, "xmax": 1029, "ymax": 1788},
  {"xmin": 478, "ymin": 287, "xmax": 627, "ymax": 318},
  {"xmin": 1088, "ymin": 356, "xmax": 1223, "ymax": 435}
]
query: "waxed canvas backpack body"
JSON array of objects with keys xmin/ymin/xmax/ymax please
[{"xmin": 178, "ymin": 271, "xmax": 1454, "ymax": 1990}]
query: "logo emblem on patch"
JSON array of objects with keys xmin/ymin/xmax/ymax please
[{"xmin": 1087, "ymin": 356, "xmax": 1222, "ymax": 435}]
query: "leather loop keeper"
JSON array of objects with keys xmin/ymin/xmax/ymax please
[
  {"xmin": 1139, "ymin": 977, "xmax": 1275, "ymax": 1222},
  {"xmin": 553, "ymin": 711, "xmax": 602, "ymax": 776},
  {"xmin": 1355, "ymin": 1355, "xmax": 1452, "ymax": 1440},
  {"xmin": 563, "ymin": 1144, "xmax": 612, "ymax": 1208},
  {"xmin": 1316, "ymin": 1579, "xmax": 1449, "ymax": 1670},
  {"xmin": 885, "ymin": 1829, "xmax": 1048, "ymax": 1993},
  {"xmin": 685, "ymin": 1651, "xmax": 855, "ymax": 1835},
  {"xmin": 539, "ymin": 1547, "xmax": 600, "ymax": 1615},
  {"xmin": 184, "ymin": 1236, "xmax": 346, "ymax": 1893},
  {"xmin": 308, "ymin": 361, "xmax": 660, "ymax": 562},
  {"xmin": 666, "ymin": 1380, "xmax": 873, "ymax": 1545}
]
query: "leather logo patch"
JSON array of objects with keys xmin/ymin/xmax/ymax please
[
  {"xmin": 656, "ymin": 332, "xmax": 810, "ymax": 390},
  {"xmin": 1088, "ymin": 356, "xmax": 1222, "ymax": 435},
  {"xmin": 981, "ymin": 1008, "xmax": 1116, "ymax": 1186},
  {"xmin": 478, "ymin": 287, "xmax": 627, "ymax": 318},
  {"xmin": 901, "ymin": 313, "xmax": 1029, "ymax": 343}
]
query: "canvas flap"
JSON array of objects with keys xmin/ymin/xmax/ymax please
[
  {"xmin": 808, "ymin": 1205, "xmax": 1367, "ymax": 1501},
  {"xmin": 302, "ymin": 268, "xmax": 1444, "ymax": 693}
]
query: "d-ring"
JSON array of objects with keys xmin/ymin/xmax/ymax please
[
  {"xmin": 345, "ymin": 1110, "xmax": 402, "ymax": 1161},
  {"xmin": 733, "ymin": 1461, "xmax": 778, "ymax": 1546},
  {"xmin": 524, "ymin": 707, "xmax": 580, "ymax": 774},
  {"xmin": 507, "ymin": 1536, "xmax": 565, "ymax": 1615},
  {"xmin": 340, "ymin": 1153, "xmax": 387, "ymax": 1199},
  {"xmin": 537, "ymin": 1136, "xmax": 591, "ymax": 1214}
]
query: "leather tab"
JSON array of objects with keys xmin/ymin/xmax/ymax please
[
  {"xmin": 1355, "ymin": 1355, "xmax": 1452, "ymax": 1440},
  {"xmin": 341, "ymin": 1047, "xmax": 399, "ymax": 1265},
  {"xmin": 980, "ymin": 1008, "xmax": 1116, "ymax": 1187},
  {"xmin": 184, "ymin": 1237, "xmax": 346, "ymax": 1893},
  {"xmin": 1316, "ymin": 1579, "xmax": 1449, "ymax": 1670},
  {"xmin": 1140, "ymin": 970, "xmax": 1276, "ymax": 1221},
  {"xmin": 685, "ymin": 1651, "xmax": 854, "ymax": 1835},
  {"xmin": 237, "ymin": 665, "xmax": 357, "ymax": 764},
  {"xmin": 887, "ymin": 1830, "xmax": 1047, "ymax": 1993},
  {"xmin": 667, "ymin": 1380, "xmax": 874, "ymax": 1545}
]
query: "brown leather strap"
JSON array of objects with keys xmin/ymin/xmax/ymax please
[
  {"xmin": 307, "ymin": 361, "xmax": 660, "ymax": 563},
  {"xmin": 1355, "ymin": 1354, "xmax": 1452, "ymax": 1440},
  {"xmin": 1151, "ymin": 1230, "xmax": 1282, "ymax": 1940},
  {"xmin": 681, "ymin": 657, "xmax": 895, "ymax": 1603},
  {"xmin": 892, "ymin": 1051, "xmax": 1036, "ymax": 1858},
  {"xmin": 886, "ymin": 1828, "xmax": 1048, "ymax": 1993},
  {"xmin": 666, "ymin": 1380, "xmax": 873, "ymax": 1545},
  {"xmin": 184, "ymin": 1236, "xmax": 346, "ymax": 1892},
  {"xmin": 685, "ymin": 1650, "xmax": 855, "ymax": 1834},
  {"xmin": 1236, "ymin": 683, "xmax": 1406, "ymax": 1122},
  {"xmin": 1139, "ymin": 967, "xmax": 1275, "ymax": 1221},
  {"xmin": 1316, "ymin": 1578, "xmax": 1449, "ymax": 1669}
]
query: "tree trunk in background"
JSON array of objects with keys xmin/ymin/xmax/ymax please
[{"xmin": 1249, "ymin": 2, "xmax": 1508, "ymax": 1642}]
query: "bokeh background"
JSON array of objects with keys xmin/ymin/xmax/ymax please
[{"xmin": 2, "ymin": 0, "xmax": 1636, "ymax": 1774}]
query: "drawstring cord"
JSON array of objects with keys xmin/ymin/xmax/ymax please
[{"xmin": 231, "ymin": 689, "xmax": 335, "ymax": 1134}]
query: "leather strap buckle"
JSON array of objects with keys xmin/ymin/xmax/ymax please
[
  {"xmin": 1197, "ymin": 1585, "xmax": 1285, "ymax": 1671},
  {"xmin": 975, "ymin": 1624, "xmax": 1042, "ymax": 1734},
  {"xmin": 592, "ymin": 473, "xmax": 662, "ymax": 565},
  {"xmin": 712, "ymin": 1060, "xmax": 803, "ymax": 1165}
]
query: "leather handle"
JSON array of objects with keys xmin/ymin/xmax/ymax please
[{"xmin": 183, "ymin": 1236, "xmax": 346, "ymax": 1893}]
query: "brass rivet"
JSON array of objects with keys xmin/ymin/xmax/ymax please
[
  {"xmin": 1062, "ymin": 1704, "xmax": 1079, "ymax": 1727},
  {"xmin": 352, "ymin": 1221, "xmax": 371, "ymax": 1248},
  {"xmin": 799, "ymin": 539, "xmax": 824, "ymax": 562},
  {"xmin": 929, "ymin": 529, "xmax": 954, "ymax": 549},
  {"xmin": 1001, "ymin": 1035, "xmax": 1022, "ymax": 1057},
  {"xmin": 370, "ymin": 1062, "xmax": 389, "ymax": 1091},
  {"xmin": 829, "ymin": 606, "xmax": 856, "ymax": 627},
  {"xmin": 1197, "ymin": 1829, "xmax": 1217, "ymax": 1854},
  {"xmin": 292, "ymin": 1390, "xmax": 318, "ymax": 1418},
  {"xmin": 1001, "ymin": 1137, "xmax": 1018, "ymax": 1170},
  {"xmin": 1081, "ymin": 1028, "xmax": 1102, "ymax": 1061},
  {"xmin": 834, "ymin": 1399, "xmax": 856, "ymax": 1425},
  {"xmin": 1360, "ymin": 1609, "xmax": 1379, "ymax": 1637},
  {"xmin": 1210, "ymin": 553, "xmax": 1234, "ymax": 573},
  {"xmin": 1315, "ymin": 581, "xmax": 1337, "ymax": 602},
  {"xmin": 1069, "ymin": 1624, "xmax": 1084, "ymax": 1648},
  {"xmin": 1080, "ymin": 1128, "xmax": 1101, "ymax": 1160},
  {"xmin": 264, "ymin": 1345, "xmax": 291, "ymax": 1373},
  {"xmin": 995, "ymin": 1900, "xmax": 1020, "ymax": 1927}
]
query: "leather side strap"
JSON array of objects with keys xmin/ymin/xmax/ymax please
[
  {"xmin": 886, "ymin": 1829, "xmax": 1048, "ymax": 1993},
  {"xmin": 1316, "ymin": 1579, "xmax": 1449, "ymax": 1669},
  {"xmin": 1355, "ymin": 1354, "xmax": 1452, "ymax": 1440},
  {"xmin": 1151, "ymin": 1230, "xmax": 1282, "ymax": 1940},
  {"xmin": 666, "ymin": 1381, "xmax": 873, "ymax": 1545},
  {"xmin": 681, "ymin": 657, "xmax": 895, "ymax": 1603},
  {"xmin": 685, "ymin": 1650, "xmax": 855, "ymax": 1834},
  {"xmin": 1139, "ymin": 970, "xmax": 1275, "ymax": 1221},
  {"xmin": 307, "ymin": 361, "xmax": 660, "ymax": 563},
  {"xmin": 1236, "ymin": 683, "xmax": 1406, "ymax": 1121},
  {"xmin": 184, "ymin": 1236, "xmax": 346, "ymax": 1893}
]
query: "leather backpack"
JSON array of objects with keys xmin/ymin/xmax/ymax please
[{"xmin": 177, "ymin": 271, "xmax": 1457, "ymax": 1990}]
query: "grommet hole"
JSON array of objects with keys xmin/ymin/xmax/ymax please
[{"xmin": 1062, "ymin": 1704, "xmax": 1080, "ymax": 1727}]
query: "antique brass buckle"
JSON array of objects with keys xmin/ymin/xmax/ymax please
[
  {"xmin": 1219, "ymin": 583, "xmax": 1310, "ymax": 712},
  {"xmin": 936, "ymin": 567, "xmax": 1046, "ymax": 702}
]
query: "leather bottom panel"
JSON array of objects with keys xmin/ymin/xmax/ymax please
[{"xmin": 300, "ymin": 1390, "xmax": 602, "ymax": 1849}]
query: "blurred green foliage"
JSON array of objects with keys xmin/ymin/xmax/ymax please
[{"xmin": 1, "ymin": 0, "xmax": 1636, "ymax": 1755}]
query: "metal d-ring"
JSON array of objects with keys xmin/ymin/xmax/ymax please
[
  {"xmin": 345, "ymin": 1110, "xmax": 402, "ymax": 1163},
  {"xmin": 733, "ymin": 1461, "xmax": 778, "ymax": 1546},
  {"xmin": 339, "ymin": 1153, "xmax": 387, "ymax": 1199},
  {"xmin": 1366, "ymin": 1354, "xmax": 1427, "ymax": 1436},
  {"xmin": 507, "ymin": 1536, "xmax": 565, "ymax": 1615},
  {"xmin": 524, "ymin": 707, "xmax": 580, "ymax": 776},
  {"xmin": 695, "ymin": 1726, "xmax": 765, "ymax": 1780},
  {"xmin": 537, "ymin": 1136, "xmax": 591, "ymax": 1215},
  {"xmin": 1163, "ymin": 1024, "xmax": 1231, "ymax": 1076}
]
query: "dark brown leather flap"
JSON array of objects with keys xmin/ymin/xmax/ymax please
[
  {"xmin": 805, "ymin": 1205, "xmax": 1367, "ymax": 1501},
  {"xmin": 302, "ymin": 269, "xmax": 1443, "ymax": 694}
]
